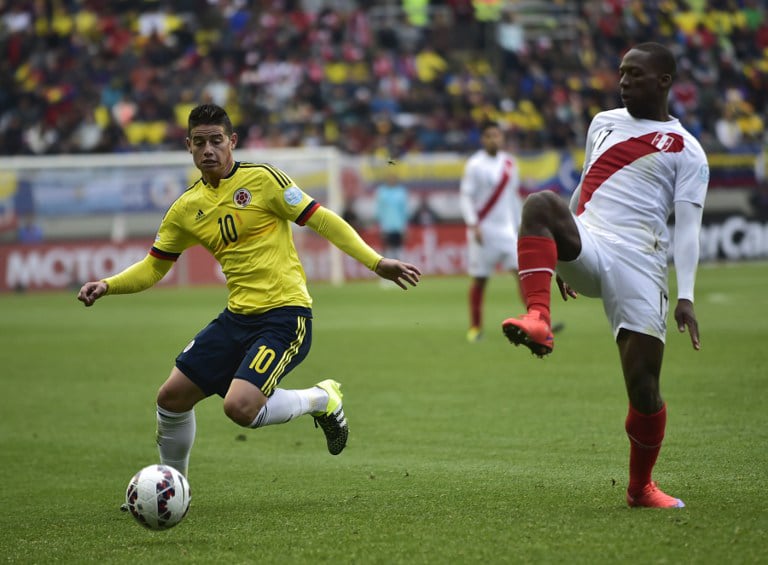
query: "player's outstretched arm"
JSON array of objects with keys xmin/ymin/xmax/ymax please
[
  {"xmin": 374, "ymin": 258, "xmax": 421, "ymax": 290},
  {"xmin": 76, "ymin": 254, "xmax": 173, "ymax": 307},
  {"xmin": 77, "ymin": 281, "xmax": 108, "ymax": 307},
  {"xmin": 674, "ymin": 299, "xmax": 700, "ymax": 351}
]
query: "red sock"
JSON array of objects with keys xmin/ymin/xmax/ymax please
[
  {"xmin": 469, "ymin": 281, "xmax": 484, "ymax": 328},
  {"xmin": 517, "ymin": 236, "xmax": 557, "ymax": 324},
  {"xmin": 625, "ymin": 403, "xmax": 667, "ymax": 494}
]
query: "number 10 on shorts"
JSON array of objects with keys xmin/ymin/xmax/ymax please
[{"xmin": 249, "ymin": 345, "xmax": 275, "ymax": 373}]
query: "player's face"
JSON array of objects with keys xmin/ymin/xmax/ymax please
[
  {"xmin": 481, "ymin": 127, "xmax": 503, "ymax": 155},
  {"xmin": 186, "ymin": 124, "xmax": 237, "ymax": 179},
  {"xmin": 618, "ymin": 49, "xmax": 671, "ymax": 121}
]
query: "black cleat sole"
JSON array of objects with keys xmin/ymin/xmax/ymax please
[{"xmin": 502, "ymin": 324, "xmax": 552, "ymax": 358}]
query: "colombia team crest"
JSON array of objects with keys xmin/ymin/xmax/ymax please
[{"xmin": 233, "ymin": 188, "xmax": 252, "ymax": 207}]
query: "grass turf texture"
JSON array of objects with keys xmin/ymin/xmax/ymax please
[{"xmin": 0, "ymin": 263, "xmax": 766, "ymax": 564}]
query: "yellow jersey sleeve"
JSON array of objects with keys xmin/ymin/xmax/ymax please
[
  {"xmin": 305, "ymin": 206, "xmax": 382, "ymax": 271},
  {"xmin": 103, "ymin": 253, "xmax": 174, "ymax": 294}
]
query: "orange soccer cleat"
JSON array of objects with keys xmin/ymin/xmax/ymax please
[
  {"xmin": 502, "ymin": 310, "xmax": 554, "ymax": 357},
  {"xmin": 626, "ymin": 482, "xmax": 685, "ymax": 508}
]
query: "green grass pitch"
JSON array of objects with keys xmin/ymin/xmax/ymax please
[{"xmin": 0, "ymin": 262, "xmax": 766, "ymax": 564}]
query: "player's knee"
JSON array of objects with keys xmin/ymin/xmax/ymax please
[
  {"xmin": 156, "ymin": 369, "xmax": 206, "ymax": 413},
  {"xmin": 627, "ymin": 380, "xmax": 663, "ymax": 413},
  {"xmin": 156, "ymin": 383, "xmax": 185, "ymax": 413},
  {"xmin": 522, "ymin": 191, "xmax": 565, "ymax": 225},
  {"xmin": 222, "ymin": 396, "xmax": 258, "ymax": 427},
  {"xmin": 528, "ymin": 190, "xmax": 559, "ymax": 209}
]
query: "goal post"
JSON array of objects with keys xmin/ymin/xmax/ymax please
[{"xmin": 0, "ymin": 146, "xmax": 346, "ymax": 285}]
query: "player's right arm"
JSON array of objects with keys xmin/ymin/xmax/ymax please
[
  {"xmin": 459, "ymin": 159, "xmax": 482, "ymax": 243},
  {"xmin": 569, "ymin": 113, "xmax": 603, "ymax": 214},
  {"xmin": 77, "ymin": 254, "xmax": 174, "ymax": 306},
  {"xmin": 77, "ymin": 199, "xmax": 192, "ymax": 307}
]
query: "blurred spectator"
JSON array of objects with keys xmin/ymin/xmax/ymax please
[
  {"xmin": 403, "ymin": 0, "xmax": 429, "ymax": 28},
  {"xmin": 342, "ymin": 195, "xmax": 363, "ymax": 232},
  {"xmin": 670, "ymin": 67, "xmax": 699, "ymax": 118},
  {"xmin": 70, "ymin": 109, "xmax": 104, "ymax": 153},
  {"xmin": 410, "ymin": 193, "xmax": 440, "ymax": 226},
  {"xmin": 23, "ymin": 119, "xmax": 58, "ymax": 155},
  {"xmin": 753, "ymin": 141, "xmax": 768, "ymax": 220},
  {"xmin": 716, "ymin": 88, "xmax": 765, "ymax": 151},
  {"xmin": 375, "ymin": 169, "xmax": 409, "ymax": 260},
  {"xmin": 496, "ymin": 10, "xmax": 525, "ymax": 77},
  {"xmin": 17, "ymin": 215, "xmax": 43, "ymax": 244},
  {"xmin": 414, "ymin": 44, "xmax": 448, "ymax": 85},
  {"xmin": 715, "ymin": 99, "xmax": 744, "ymax": 150}
]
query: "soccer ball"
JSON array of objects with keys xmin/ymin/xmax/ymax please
[{"xmin": 125, "ymin": 464, "xmax": 191, "ymax": 530}]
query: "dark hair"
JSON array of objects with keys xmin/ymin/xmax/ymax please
[
  {"xmin": 480, "ymin": 120, "xmax": 500, "ymax": 133},
  {"xmin": 187, "ymin": 104, "xmax": 233, "ymax": 135},
  {"xmin": 631, "ymin": 42, "xmax": 677, "ymax": 79}
]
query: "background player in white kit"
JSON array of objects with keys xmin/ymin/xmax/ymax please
[
  {"xmin": 460, "ymin": 120, "xmax": 524, "ymax": 343},
  {"xmin": 502, "ymin": 43, "xmax": 708, "ymax": 508}
]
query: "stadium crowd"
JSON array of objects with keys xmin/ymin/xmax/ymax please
[{"xmin": 0, "ymin": 0, "xmax": 765, "ymax": 159}]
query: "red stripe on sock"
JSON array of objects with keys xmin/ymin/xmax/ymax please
[
  {"xmin": 625, "ymin": 403, "xmax": 667, "ymax": 493},
  {"xmin": 517, "ymin": 236, "xmax": 557, "ymax": 324}
]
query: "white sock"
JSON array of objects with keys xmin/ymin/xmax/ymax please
[
  {"xmin": 250, "ymin": 387, "xmax": 329, "ymax": 428},
  {"xmin": 156, "ymin": 406, "xmax": 196, "ymax": 477}
]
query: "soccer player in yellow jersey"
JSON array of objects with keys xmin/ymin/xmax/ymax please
[{"xmin": 77, "ymin": 104, "xmax": 421, "ymax": 477}]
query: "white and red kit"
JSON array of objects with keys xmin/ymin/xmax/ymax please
[
  {"xmin": 558, "ymin": 108, "xmax": 709, "ymax": 340},
  {"xmin": 459, "ymin": 149, "xmax": 523, "ymax": 276}
]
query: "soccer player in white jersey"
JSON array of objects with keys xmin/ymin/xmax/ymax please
[
  {"xmin": 502, "ymin": 43, "xmax": 708, "ymax": 508},
  {"xmin": 460, "ymin": 120, "xmax": 524, "ymax": 342}
]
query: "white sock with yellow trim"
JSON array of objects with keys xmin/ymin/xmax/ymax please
[{"xmin": 250, "ymin": 387, "xmax": 328, "ymax": 428}]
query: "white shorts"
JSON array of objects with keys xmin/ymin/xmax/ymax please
[
  {"xmin": 556, "ymin": 218, "xmax": 670, "ymax": 342},
  {"xmin": 467, "ymin": 228, "xmax": 518, "ymax": 277}
]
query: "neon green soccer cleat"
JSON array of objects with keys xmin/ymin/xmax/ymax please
[
  {"xmin": 312, "ymin": 379, "xmax": 348, "ymax": 455},
  {"xmin": 466, "ymin": 326, "xmax": 483, "ymax": 343}
]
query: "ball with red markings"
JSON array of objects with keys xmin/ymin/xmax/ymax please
[{"xmin": 125, "ymin": 464, "xmax": 191, "ymax": 530}]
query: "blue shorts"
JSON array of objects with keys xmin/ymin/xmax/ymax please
[{"xmin": 175, "ymin": 306, "xmax": 312, "ymax": 398}]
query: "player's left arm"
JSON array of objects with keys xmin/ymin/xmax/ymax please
[
  {"xmin": 672, "ymin": 200, "xmax": 703, "ymax": 350},
  {"xmin": 672, "ymin": 143, "xmax": 708, "ymax": 350},
  {"xmin": 305, "ymin": 205, "xmax": 420, "ymax": 289},
  {"xmin": 266, "ymin": 171, "xmax": 420, "ymax": 288}
]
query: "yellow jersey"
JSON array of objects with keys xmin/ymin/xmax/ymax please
[{"xmin": 152, "ymin": 162, "xmax": 319, "ymax": 314}]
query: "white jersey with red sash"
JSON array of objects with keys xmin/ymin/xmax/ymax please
[
  {"xmin": 574, "ymin": 108, "xmax": 708, "ymax": 255},
  {"xmin": 459, "ymin": 149, "xmax": 522, "ymax": 253}
]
